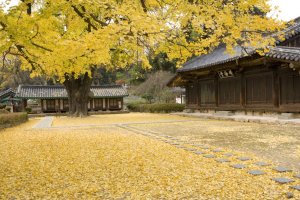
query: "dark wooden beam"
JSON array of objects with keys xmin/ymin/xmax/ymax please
[{"xmin": 239, "ymin": 57, "xmax": 265, "ymax": 68}]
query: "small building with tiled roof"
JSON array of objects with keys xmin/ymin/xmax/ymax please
[
  {"xmin": 16, "ymin": 85, "xmax": 128, "ymax": 113},
  {"xmin": 168, "ymin": 17, "xmax": 300, "ymax": 114},
  {"xmin": 0, "ymin": 88, "xmax": 15, "ymax": 102}
]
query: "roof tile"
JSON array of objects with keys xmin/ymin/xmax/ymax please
[
  {"xmin": 16, "ymin": 85, "xmax": 128, "ymax": 99},
  {"xmin": 178, "ymin": 17, "xmax": 300, "ymax": 73},
  {"xmin": 0, "ymin": 89, "xmax": 15, "ymax": 100}
]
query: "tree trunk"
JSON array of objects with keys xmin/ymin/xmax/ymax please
[{"xmin": 63, "ymin": 73, "xmax": 93, "ymax": 117}]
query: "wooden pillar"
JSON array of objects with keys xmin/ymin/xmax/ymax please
[
  {"xmin": 273, "ymin": 68, "xmax": 279, "ymax": 108},
  {"xmin": 215, "ymin": 75, "xmax": 219, "ymax": 108},
  {"xmin": 197, "ymin": 82, "xmax": 201, "ymax": 107},
  {"xmin": 107, "ymin": 99, "xmax": 110, "ymax": 111},
  {"xmin": 121, "ymin": 98, "xmax": 124, "ymax": 110},
  {"xmin": 42, "ymin": 99, "xmax": 47, "ymax": 112},
  {"xmin": 92, "ymin": 99, "xmax": 95, "ymax": 111},
  {"xmin": 103, "ymin": 98, "xmax": 106, "ymax": 110},
  {"xmin": 24, "ymin": 99, "xmax": 27, "ymax": 110},
  {"xmin": 240, "ymin": 72, "xmax": 246, "ymax": 108},
  {"xmin": 60, "ymin": 99, "xmax": 63, "ymax": 111},
  {"xmin": 186, "ymin": 85, "xmax": 189, "ymax": 106},
  {"xmin": 41, "ymin": 99, "xmax": 43, "ymax": 113},
  {"xmin": 55, "ymin": 99, "xmax": 59, "ymax": 113},
  {"xmin": 196, "ymin": 81, "xmax": 200, "ymax": 108}
]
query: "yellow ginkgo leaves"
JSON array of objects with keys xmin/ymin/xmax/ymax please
[
  {"xmin": 0, "ymin": 0, "xmax": 285, "ymax": 81},
  {"xmin": 0, "ymin": 116, "xmax": 299, "ymax": 199}
]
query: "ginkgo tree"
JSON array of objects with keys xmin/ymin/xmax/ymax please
[{"xmin": 0, "ymin": 0, "xmax": 284, "ymax": 117}]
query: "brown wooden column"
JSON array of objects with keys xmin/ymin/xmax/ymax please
[
  {"xmin": 272, "ymin": 68, "xmax": 279, "ymax": 108},
  {"xmin": 186, "ymin": 85, "xmax": 189, "ymax": 106},
  {"xmin": 215, "ymin": 75, "xmax": 219, "ymax": 108},
  {"xmin": 196, "ymin": 81, "xmax": 199, "ymax": 108},
  {"xmin": 41, "ymin": 99, "xmax": 44, "ymax": 113},
  {"xmin": 121, "ymin": 98, "xmax": 124, "ymax": 110},
  {"xmin": 92, "ymin": 99, "xmax": 95, "ymax": 111},
  {"xmin": 102, "ymin": 98, "xmax": 105, "ymax": 111},
  {"xmin": 106, "ymin": 99, "xmax": 109, "ymax": 111},
  {"xmin": 197, "ymin": 81, "xmax": 201, "ymax": 107},
  {"xmin": 240, "ymin": 71, "xmax": 246, "ymax": 108}
]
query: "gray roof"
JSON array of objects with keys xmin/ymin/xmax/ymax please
[
  {"xmin": 266, "ymin": 46, "xmax": 300, "ymax": 62},
  {"xmin": 178, "ymin": 46, "xmax": 255, "ymax": 72},
  {"xmin": 0, "ymin": 88, "xmax": 15, "ymax": 100},
  {"xmin": 178, "ymin": 17, "xmax": 300, "ymax": 73},
  {"xmin": 276, "ymin": 17, "xmax": 300, "ymax": 44},
  {"xmin": 16, "ymin": 85, "xmax": 128, "ymax": 99}
]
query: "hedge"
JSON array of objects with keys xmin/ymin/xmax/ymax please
[
  {"xmin": 0, "ymin": 112, "xmax": 28, "ymax": 130},
  {"xmin": 127, "ymin": 103, "xmax": 185, "ymax": 113}
]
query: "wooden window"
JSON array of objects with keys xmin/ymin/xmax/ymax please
[
  {"xmin": 219, "ymin": 78, "xmax": 241, "ymax": 105},
  {"xmin": 245, "ymin": 73, "xmax": 273, "ymax": 105},
  {"xmin": 280, "ymin": 72, "xmax": 300, "ymax": 105},
  {"xmin": 199, "ymin": 80, "xmax": 215, "ymax": 106},
  {"xmin": 46, "ymin": 100, "xmax": 56, "ymax": 110}
]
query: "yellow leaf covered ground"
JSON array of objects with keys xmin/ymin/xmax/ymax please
[
  {"xmin": 0, "ymin": 115, "xmax": 299, "ymax": 199},
  {"xmin": 52, "ymin": 113, "xmax": 189, "ymax": 127}
]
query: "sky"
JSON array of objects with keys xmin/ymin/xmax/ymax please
[
  {"xmin": 1, "ymin": 0, "xmax": 300, "ymax": 21},
  {"xmin": 268, "ymin": 0, "xmax": 300, "ymax": 21}
]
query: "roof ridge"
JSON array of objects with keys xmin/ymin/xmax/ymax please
[
  {"xmin": 266, "ymin": 46, "xmax": 300, "ymax": 62},
  {"xmin": 91, "ymin": 84, "xmax": 123, "ymax": 88},
  {"xmin": 178, "ymin": 45, "xmax": 256, "ymax": 72},
  {"xmin": 272, "ymin": 46, "xmax": 300, "ymax": 50},
  {"xmin": 0, "ymin": 88, "xmax": 15, "ymax": 98},
  {"xmin": 270, "ymin": 46, "xmax": 300, "ymax": 53},
  {"xmin": 19, "ymin": 84, "xmax": 124, "ymax": 89},
  {"xmin": 20, "ymin": 85, "xmax": 64, "ymax": 88},
  {"xmin": 288, "ymin": 16, "xmax": 300, "ymax": 24},
  {"xmin": 15, "ymin": 85, "xmax": 128, "ymax": 99}
]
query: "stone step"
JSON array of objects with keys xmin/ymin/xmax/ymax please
[
  {"xmin": 272, "ymin": 177, "xmax": 294, "ymax": 184},
  {"xmin": 278, "ymin": 113, "xmax": 299, "ymax": 120},
  {"xmin": 215, "ymin": 111, "xmax": 234, "ymax": 116}
]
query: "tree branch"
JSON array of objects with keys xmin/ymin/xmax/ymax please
[
  {"xmin": 140, "ymin": 0, "xmax": 148, "ymax": 12},
  {"xmin": 30, "ymin": 41, "xmax": 53, "ymax": 52},
  {"xmin": 15, "ymin": 44, "xmax": 39, "ymax": 71},
  {"xmin": 90, "ymin": 14, "xmax": 108, "ymax": 27},
  {"xmin": 69, "ymin": 4, "xmax": 98, "ymax": 31}
]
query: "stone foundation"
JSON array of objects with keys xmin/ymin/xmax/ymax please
[{"xmin": 185, "ymin": 109, "xmax": 300, "ymax": 119}]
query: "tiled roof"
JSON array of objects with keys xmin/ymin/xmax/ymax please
[
  {"xmin": 178, "ymin": 17, "xmax": 300, "ymax": 73},
  {"xmin": 178, "ymin": 46, "xmax": 255, "ymax": 72},
  {"xmin": 0, "ymin": 88, "xmax": 15, "ymax": 100},
  {"xmin": 266, "ymin": 46, "xmax": 300, "ymax": 62},
  {"xmin": 91, "ymin": 85, "xmax": 128, "ymax": 98},
  {"xmin": 276, "ymin": 17, "xmax": 300, "ymax": 44},
  {"xmin": 16, "ymin": 85, "xmax": 128, "ymax": 99}
]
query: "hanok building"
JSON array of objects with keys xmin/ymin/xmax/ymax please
[
  {"xmin": 168, "ymin": 17, "xmax": 300, "ymax": 114},
  {"xmin": 0, "ymin": 88, "xmax": 15, "ymax": 103},
  {"xmin": 0, "ymin": 88, "xmax": 17, "ymax": 112},
  {"xmin": 16, "ymin": 85, "xmax": 128, "ymax": 113}
]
